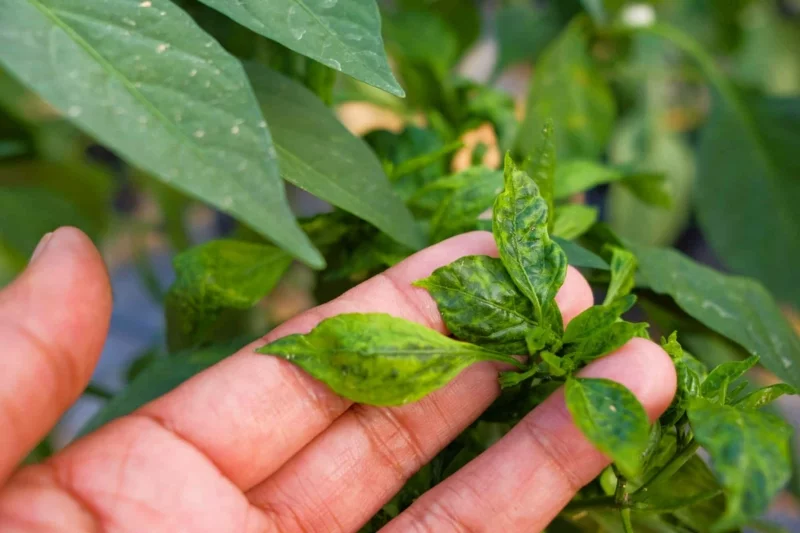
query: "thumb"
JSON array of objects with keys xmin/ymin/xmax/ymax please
[{"xmin": 0, "ymin": 227, "xmax": 111, "ymax": 482}]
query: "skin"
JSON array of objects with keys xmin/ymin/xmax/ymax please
[{"xmin": 0, "ymin": 227, "xmax": 676, "ymax": 532}]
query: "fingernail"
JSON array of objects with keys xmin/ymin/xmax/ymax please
[{"xmin": 30, "ymin": 232, "xmax": 54, "ymax": 263}]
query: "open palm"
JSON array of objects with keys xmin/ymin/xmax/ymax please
[{"xmin": 0, "ymin": 228, "xmax": 675, "ymax": 532}]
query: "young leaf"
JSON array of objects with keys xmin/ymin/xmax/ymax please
[
  {"xmin": 414, "ymin": 256, "xmax": 536, "ymax": 355},
  {"xmin": 603, "ymin": 246, "xmax": 637, "ymax": 305},
  {"xmin": 197, "ymin": 0, "xmax": 403, "ymax": 96},
  {"xmin": 554, "ymin": 160, "xmax": 624, "ymax": 199},
  {"xmin": 247, "ymin": 64, "xmax": 423, "ymax": 251},
  {"xmin": 429, "ymin": 173, "xmax": 502, "ymax": 243},
  {"xmin": 734, "ymin": 383, "xmax": 797, "ymax": 410},
  {"xmin": 553, "ymin": 237, "xmax": 610, "ymax": 271},
  {"xmin": 409, "ymin": 167, "xmax": 502, "ymax": 217},
  {"xmin": 552, "ymin": 204, "xmax": 598, "ymax": 240},
  {"xmin": 257, "ymin": 313, "xmax": 521, "ymax": 406},
  {"xmin": 688, "ymin": 397, "xmax": 793, "ymax": 531},
  {"xmin": 632, "ymin": 244, "xmax": 800, "ymax": 390},
  {"xmin": 563, "ymin": 295, "xmax": 636, "ymax": 344},
  {"xmin": 659, "ymin": 333, "xmax": 704, "ymax": 426},
  {"xmin": 700, "ymin": 355, "xmax": 759, "ymax": 403},
  {"xmin": 0, "ymin": 0, "xmax": 321, "ymax": 267},
  {"xmin": 564, "ymin": 320, "xmax": 649, "ymax": 362},
  {"xmin": 565, "ymin": 377, "xmax": 651, "ymax": 478},
  {"xmin": 166, "ymin": 240, "xmax": 292, "ymax": 351},
  {"xmin": 493, "ymin": 154, "xmax": 567, "ymax": 325}
]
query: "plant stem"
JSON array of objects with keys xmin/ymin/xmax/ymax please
[
  {"xmin": 620, "ymin": 508, "xmax": 635, "ymax": 533},
  {"xmin": 633, "ymin": 440, "xmax": 700, "ymax": 496}
]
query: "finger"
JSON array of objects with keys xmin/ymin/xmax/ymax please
[
  {"xmin": 0, "ymin": 228, "xmax": 111, "ymax": 482},
  {"xmin": 245, "ymin": 267, "xmax": 593, "ymax": 532},
  {"xmin": 384, "ymin": 338, "xmax": 677, "ymax": 532}
]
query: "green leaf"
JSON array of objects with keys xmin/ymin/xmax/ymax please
[
  {"xmin": 734, "ymin": 384, "xmax": 797, "ymax": 410},
  {"xmin": 526, "ymin": 120, "xmax": 557, "ymax": 231},
  {"xmin": 198, "ymin": 0, "xmax": 403, "ymax": 96},
  {"xmin": 429, "ymin": 170, "xmax": 502, "ymax": 243},
  {"xmin": 553, "ymin": 237, "xmax": 610, "ymax": 270},
  {"xmin": 79, "ymin": 339, "xmax": 246, "ymax": 437},
  {"xmin": 414, "ymin": 255, "xmax": 535, "ymax": 355},
  {"xmin": 166, "ymin": 240, "xmax": 292, "ymax": 351},
  {"xmin": 632, "ymin": 244, "xmax": 800, "ymax": 390},
  {"xmin": 515, "ymin": 17, "xmax": 616, "ymax": 160},
  {"xmin": 619, "ymin": 173, "xmax": 671, "ymax": 208},
  {"xmin": 257, "ymin": 313, "xmax": 521, "ymax": 406},
  {"xmin": 700, "ymin": 355, "xmax": 759, "ymax": 403},
  {"xmin": 688, "ymin": 397, "xmax": 793, "ymax": 531},
  {"xmin": 409, "ymin": 167, "xmax": 502, "ymax": 217},
  {"xmin": 246, "ymin": 63, "xmax": 423, "ymax": 250},
  {"xmin": 659, "ymin": 333, "xmax": 704, "ymax": 426},
  {"xmin": 398, "ymin": 0, "xmax": 480, "ymax": 55},
  {"xmin": 554, "ymin": 159, "xmax": 624, "ymax": 199},
  {"xmin": 0, "ymin": 0, "xmax": 322, "ymax": 267},
  {"xmin": 565, "ymin": 377, "xmax": 651, "ymax": 478},
  {"xmin": 495, "ymin": 4, "xmax": 561, "ymax": 73},
  {"xmin": 493, "ymin": 154, "xmax": 567, "ymax": 325},
  {"xmin": 564, "ymin": 320, "xmax": 648, "ymax": 362},
  {"xmin": 564, "ymin": 295, "xmax": 636, "ymax": 344},
  {"xmin": 603, "ymin": 246, "xmax": 637, "ymax": 305},
  {"xmin": 552, "ymin": 204, "xmax": 597, "ymax": 240}
]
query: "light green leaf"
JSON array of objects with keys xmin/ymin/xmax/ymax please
[
  {"xmin": 526, "ymin": 120, "xmax": 556, "ymax": 231},
  {"xmin": 564, "ymin": 295, "xmax": 636, "ymax": 344},
  {"xmin": 564, "ymin": 320, "xmax": 648, "ymax": 362},
  {"xmin": 493, "ymin": 154, "xmax": 567, "ymax": 324},
  {"xmin": 604, "ymin": 246, "xmax": 637, "ymax": 305},
  {"xmin": 198, "ymin": 0, "xmax": 403, "ymax": 96},
  {"xmin": 688, "ymin": 397, "xmax": 793, "ymax": 531},
  {"xmin": 247, "ymin": 63, "xmax": 423, "ymax": 250},
  {"xmin": 554, "ymin": 159, "xmax": 624, "ymax": 199},
  {"xmin": 414, "ymin": 255, "xmax": 535, "ymax": 355},
  {"xmin": 166, "ymin": 240, "xmax": 292, "ymax": 351},
  {"xmin": 632, "ymin": 244, "xmax": 800, "ymax": 390},
  {"xmin": 734, "ymin": 383, "xmax": 797, "ymax": 410},
  {"xmin": 619, "ymin": 173, "xmax": 671, "ymax": 208},
  {"xmin": 515, "ymin": 17, "xmax": 616, "ymax": 160},
  {"xmin": 257, "ymin": 313, "xmax": 521, "ymax": 405},
  {"xmin": 659, "ymin": 333, "xmax": 704, "ymax": 426},
  {"xmin": 552, "ymin": 204, "xmax": 597, "ymax": 240},
  {"xmin": 554, "ymin": 237, "xmax": 610, "ymax": 271},
  {"xmin": 700, "ymin": 355, "xmax": 759, "ymax": 403},
  {"xmin": 429, "ymin": 170, "xmax": 502, "ymax": 243},
  {"xmin": 565, "ymin": 377, "xmax": 651, "ymax": 477},
  {"xmin": 0, "ymin": 0, "xmax": 321, "ymax": 266}
]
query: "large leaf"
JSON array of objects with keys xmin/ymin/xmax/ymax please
[
  {"xmin": 515, "ymin": 17, "xmax": 616, "ymax": 160},
  {"xmin": 565, "ymin": 377, "xmax": 651, "ymax": 478},
  {"xmin": 632, "ymin": 245, "xmax": 800, "ymax": 390},
  {"xmin": 198, "ymin": 0, "xmax": 402, "ymax": 96},
  {"xmin": 688, "ymin": 398, "xmax": 793, "ymax": 531},
  {"xmin": 166, "ymin": 240, "xmax": 292, "ymax": 351},
  {"xmin": 696, "ymin": 95, "xmax": 800, "ymax": 308},
  {"xmin": 257, "ymin": 313, "xmax": 521, "ymax": 405},
  {"xmin": 246, "ymin": 64, "xmax": 423, "ymax": 250},
  {"xmin": 0, "ymin": 0, "xmax": 321, "ymax": 266},
  {"xmin": 414, "ymin": 255, "xmax": 535, "ymax": 354},
  {"xmin": 493, "ymin": 155, "xmax": 567, "ymax": 325}
]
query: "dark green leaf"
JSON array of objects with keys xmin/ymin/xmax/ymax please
[
  {"xmin": 247, "ymin": 64, "xmax": 423, "ymax": 250},
  {"xmin": 0, "ymin": 0, "xmax": 321, "ymax": 266},
  {"xmin": 554, "ymin": 237, "xmax": 610, "ymax": 270},
  {"xmin": 552, "ymin": 204, "xmax": 597, "ymax": 240},
  {"xmin": 632, "ymin": 244, "xmax": 800, "ymax": 390},
  {"xmin": 688, "ymin": 397, "xmax": 793, "ymax": 531},
  {"xmin": 166, "ymin": 240, "xmax": 292, "ymax": 351},
  {"xmin": 734, "ymin": 384, "xmax": 797, "ymax": 410},
  {"xmin": 696, "ymin": 95, "xmax": 800, "ymax": 309},
  {"xmin": 493, "ymin": 154, "xmax": 567, "ymax": 325},
  {"xmin": 257, "ymin": 313, "xmax": 521, "ymax": 406},
  {"xmin": 565, "ymin": 377, "xmax": 650, "ymax": 477},
  {"xmin": 198, "ymin": 0, "xmax": 403, "ymax": 96},
  {"xmin": 554, "ymin": 159, "xmax": 624, "ymax": 199},
  {"xmin": 414, "ymin": 255, "xmax": 535, "ymax": 354},
  {"xmin": 398, "ymin": 0, "xmax": 480, "ymax": 55},
  {"xmin": 383, "ymin": 11, "xmax": 458, "ymax": 77},
  {"xmin": 515, "ymin": 17, "xmax": 616, "ymax": 160},
  {"xmin": 700, "ymin": 355, "xmax": 759, "ymax": 403},
  {"xmin": 604, "ymin": 246, "xmax": 637, "ymax": 305},
  {"xmin": 564, "ymin": 295, "xmax": 636, "ymax": 344}
]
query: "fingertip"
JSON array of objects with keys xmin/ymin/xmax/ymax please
[{"xmin": 556, "ymin": 266, "xmax": 594, "ymax": 325}]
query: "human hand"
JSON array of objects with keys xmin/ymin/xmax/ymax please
[{"xmin": 0, "ymin": 227, "xmax": 676, "ymax": 532}]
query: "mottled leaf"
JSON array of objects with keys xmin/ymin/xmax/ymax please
[
  {"xmin": 409, "ymin": 167, "xmax": 502, "ymax": 217},
  {"xmin": 199, "ymin": 0, "xmax": 403, "ymax": 96},
  {"xmin": 552, "ymin": 204, "xmax": 597, "ymax": 240},
  {"xmin": 564, "ymin": 320, "xmax": 648, "ymax": 362},
  {"xmin": 247, "ymin": 63, "xmax": 423, "ymax": 250},
  {"xmin": 430, "ymin": 171, "xmax": 502, "ymax": 243},
  {"xmin": 660, "ymin": 332, "xmax": 704, "ymax": 426},
  {"xmin": 257, "ymin": 313, "xmax": 521, "ymax": 406},
  {"xmin": 414, "ymin": 255, "xmax": 535, "ymax": 354},
  {"xmin": 688, "ymin": 397, "xmax": 793, "ymax": 531},
  {"xmin": 632, "ymin": 244, "xmax": 800, "ymax": 390},
  {"xmin": 734, "ymin": 384, "xmax": 797, "ymax": 410},
  {"xmin": 554, "ymin": 159, "xmax": 623, "ymax": 199},
  {"xmin": 564, "ymin": 295, "xmax": 636, "ymax": 344},
  {"xmin": 700, "ymin": 355, "xmax": 759, "ymax": 403},
  {"xmin": 515, "ymin": 17, "xmax": 616, "ymax": 160},
  {"xmin": 166, "ymin": 240, "xmax": 292, "ymax": 351},
  {"xmin": 493, "ymin": 154, "xmax": 567, "ymax": 324},
  {"xmin": 554, "ymin": 237, "xmax": 610, "ymax": 270},
  {"xmin": 565, "ymin": 377, "xmax": 651, "ymax": 477},
  {"xmin": 604, "ymin": 246, "xmax": 637, "ymax": 305},
  {"xmin": 0, "ymin": 0, "xmax": 321, "ymax": 266}
]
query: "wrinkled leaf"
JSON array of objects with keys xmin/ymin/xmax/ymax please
[
  {"xmin": 409, "ymin": 167, "xmax": 502, "ymax": 217},
  {"xmin": 166, "ymin": 240, "xmax": 292, "ymax": 351},
  {"xmin": 604, "ymin": 246, "xmax": 637, "ymax": 304},
  {"xmin": 565, "ymin": 377, "xmax": 651, "ymax": 477},
  {"xmin": 247, "ymin": 63, "xmax": 423, "ymax": 250},
  {"xmin": 632, "ymin": 244, "xmax": 800, "ymax": 390},
  {"xmin": 564, "ymin": 295, "xmax": 636, "ymax": 344},
  {"xmin": 564, "ymin": 320, "xmax": 649, "ymax": 362},
  {"xmin": 688, "ymin": 397, "xmax": 793, "ymax": 531},
  {"xmin": 429, "ymin": 171, "xmax": 502, "ymax": 243},
  {"xmin": 493, "ymin": 155, "xmax": 567, "ymax": 325},
  {"xmin": 199, "ymin": 0, "xmax": 403, "ymax": 96},
  {"xmin": 734, "ymin": 383, "xmax": 797, "ymax": 410},
  {"xmin": 700, "ymin": 355, "xmax": 759, "ymax": 403},
  {"xmin": 660, "ymin": 333, "xmax": 704, "ymax": 426},
  {"xmin": 552, "ymin": 204, "xmax": 597, "ymax": 240},
  {"xmin": 257, "ymin": 313, "xmax": 521, "ymax": 406},
  {"xmin": 414, "ymin": 255, "xmax": 535, "ymax": 354}
]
